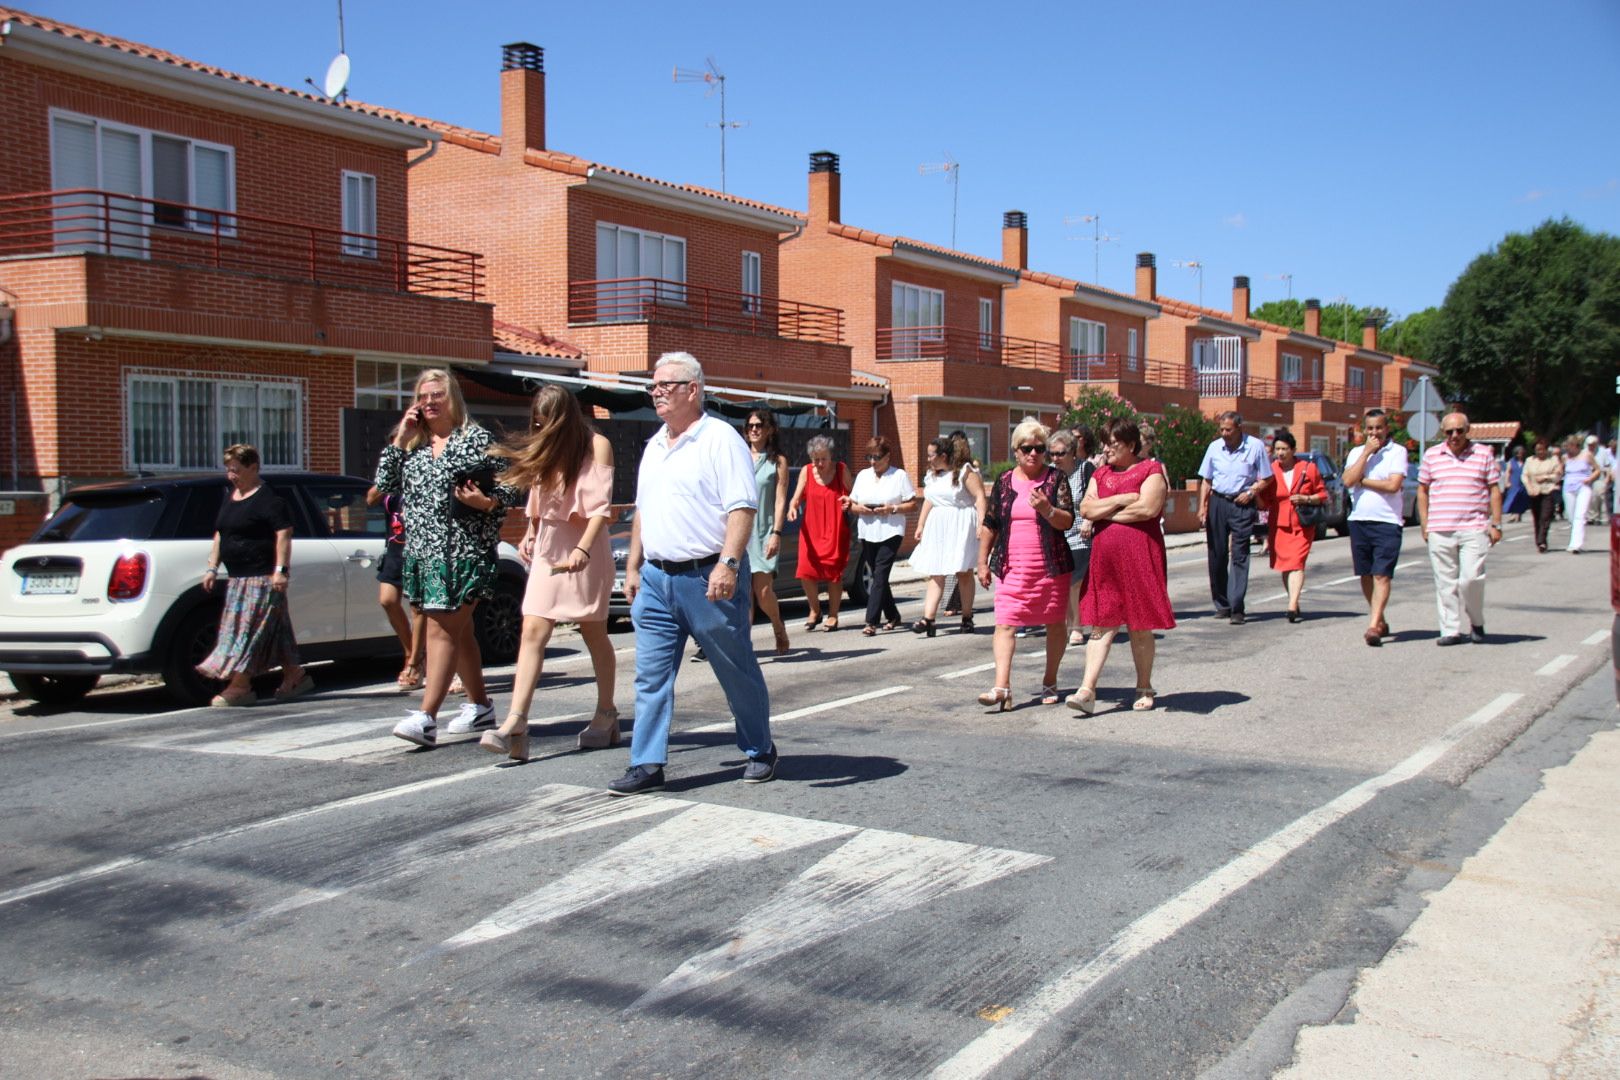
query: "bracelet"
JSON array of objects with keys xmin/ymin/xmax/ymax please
[
  {"xmin": 771, "ymin": 529, "xmax": 782, "ymax": 536},
  {"xmin": 205, "ymin": 565, "xmax": 218, "ymax": 573},
  {"xmin": 575, "ymin": 546, "xmax": 590, "ymax": 560}
]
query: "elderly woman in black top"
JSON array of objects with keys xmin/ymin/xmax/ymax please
[
  {"xmin": 197, "ymin": 444, "xmax": 311, "ymax": 706},
  {"xmin": 975, "ymin": 419, "xmax": 1075, "ymax": 710}
]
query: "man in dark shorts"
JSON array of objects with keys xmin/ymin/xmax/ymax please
[{"xmin": 1341, "ymin": 409, "xmax": 1410, "ymax": 647}]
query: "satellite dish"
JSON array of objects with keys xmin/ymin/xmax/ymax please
[{"xmin": 323, "ymin": 53, "xmax": 350, "ymax": 100}]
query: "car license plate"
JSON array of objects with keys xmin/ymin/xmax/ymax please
[{"xmin": 22, "ymin": 572, "xmax": 79, "ymax": 595}]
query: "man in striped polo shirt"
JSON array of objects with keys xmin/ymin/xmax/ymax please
[{"xmin": 1417, "ymin": 412, "xmax": 1502, "ymax": 646}]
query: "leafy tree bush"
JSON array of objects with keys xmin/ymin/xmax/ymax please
[
  {"xmin": 1059, "ymin": 386, "xmax": 1141, "ymax": 440},
  {"xmin": 1155, "ymin": 404, "xmax": 1219, "ymax": 487}
]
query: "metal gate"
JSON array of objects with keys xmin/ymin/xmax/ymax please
[{"xmin": 1194, "ymin": 335, "xmax": 1246, "ymax": 396}]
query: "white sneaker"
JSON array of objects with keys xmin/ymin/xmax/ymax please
[
  {"xmin": 393, "ymin": 710, "xmax": 437, "ymax": 747},
  {"xmin": 445, "ymin": 701, "xmax": 496, "ymax": 734}
]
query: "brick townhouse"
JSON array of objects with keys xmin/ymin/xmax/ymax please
[
  {"xmin": 779, "ymin": 153, "xmax": 1067, "ymax": 476},
  {"xmin": 995, "ymin": 213, "xmax": 1175, "ymax": 416},
  {"xmin": 0, "ymin": 6, "xmax": 494, "ymax": 548},
  {"xmin": 363, "ymin": 44, "xmax": 872, "ymax": 481}
]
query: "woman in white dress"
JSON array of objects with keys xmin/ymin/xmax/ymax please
[{"xmin": 910, "ymin": 437, "xmax": 986, "ymax": 636}]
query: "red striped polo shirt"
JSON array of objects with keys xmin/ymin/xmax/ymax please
[{"xmin": 1418, "ymin": 441, "xmax": 1501, "ymax": 531}]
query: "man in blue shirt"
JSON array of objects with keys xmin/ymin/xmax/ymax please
[{"xmin": 1197, "ymin": 412, "xmax": 1272, "ymax": 624}]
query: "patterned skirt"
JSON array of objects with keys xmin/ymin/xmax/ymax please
[
  {"xmin": 403, "ymin": 553, "xmax": 496, "ymax": 612},
  {"xmin": 196, "ymin": 575, "xmax": 300, "ymax": 680}
]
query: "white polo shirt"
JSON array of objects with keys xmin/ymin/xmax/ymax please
[
  {"xmin": 849, "ymin": 466, "xmax": 916, "ymax": 543},
  {"xmin": 637, "ymin": 413, "xmax": 759, "ymax": 562},
  {"xmin": 1345, "ymin": 442, "xmax": 1409, "ymax": 525}
]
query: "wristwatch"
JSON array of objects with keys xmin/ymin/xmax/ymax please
[
  {"xmin": 274, "ymin": 565, "xmax": 289, "ymax": 575},
  {"xmin": 720, "ymin": 555, "xmax": 741, "ymax": 571}
]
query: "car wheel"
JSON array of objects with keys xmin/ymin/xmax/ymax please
[
  {"xmin": 8, "ymin": 672, "xmax": 99, "ymax": 706},
  {"xmin": 843, "ymin": 558, "xmax": 871, "ymax": 607},
  {"xmin": 163, "ymin": 605, "xmax": 224, "ymax": 706},
  {"xmin": 475, "ymin": 578, "xmax": 524, "ymax": 665}
]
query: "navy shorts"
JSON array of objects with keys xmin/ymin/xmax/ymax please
[
  {"xmin": 1348, "ymin": 520, "xmax": 1403, "ymax": 577},
  {"xmin": 376, "ymin": 543, "xmax": 406, "ymax": 587}
]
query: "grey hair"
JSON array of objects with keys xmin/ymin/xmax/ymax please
[
  {"xmin": 1047, "ymin": 429, "xmax": 1075, "ymax": 453},
  {"xmin": 1217, "ymin": 410, "xmax": 1243, "ymax": 425},
  {"xmin": 806, "ymin": 434, "xmax": 835, "ymax": 457},
  {"xmin": 655, "ymin": 351, "xmax": 704, "ymax": 387}
]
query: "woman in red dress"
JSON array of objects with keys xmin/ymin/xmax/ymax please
[
  {"xmin": 787, "ymin": 434, "xmax": 851, "ymax": 631},
  {"xmin": 1262, "ymin": 429, "xmax": 1326, "ymax": 624},
  {"xmin": 1070, "ymin": 417, "xmax": 1175, "ymax": 714}
]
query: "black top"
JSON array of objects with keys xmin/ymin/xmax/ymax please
[{"xmin": 214, "ymin": 487, "xmax": 293, "ymax": 576}]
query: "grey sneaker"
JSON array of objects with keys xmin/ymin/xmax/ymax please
[
  {"xmin": 742, "ymin": 746, "xmax": 778, "ymax": 784},
  {"xmin": 445, "ymin": 701, "xmax": 496, "ymax": 734},
  {"xmin": 392, "ymin": 710, "xmax": 437, "ymax": 747}
]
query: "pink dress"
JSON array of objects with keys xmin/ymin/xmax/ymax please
[
  {"xmin": 522, "ymin": 460, "xmax": 614, "ymax": 622},
  {"xmin": 994, "ymin": 472, "xmax": 1071, "ymax": 626},
  {"xmin": 1081, "ymin": 459, "xmax": 1175, "ymax": 631}
]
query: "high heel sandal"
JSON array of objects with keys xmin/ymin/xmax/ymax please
[
  {"xmin": 396, "ymin": 664, "xmax": 423, "ymax": 692},
  {"xmin": 977, "ymin": 687, "xmax": 1012, "ymax": 712},
  {"xmin": 804, "ymin": 613, "xmax": 822, "ymax": 632},
  {"xmin": 1040, "ymin": 685, "xmax": 1061, "ymax": 706},
  {"xmin": 1132, "ymin": 687, "xmax": 1157, "ymax": 712},
  {"xmin": 479, "ymin": 714, "xmax": 530, "ymax": 762},
  {"xmin": 1066, "ymin": 687, "xmax": 1096, "ymax": 715},
  {"xmin": 861, "ymin": 625, "xmax": 878, "ymax": 637},
  {"xmin": 823, "ymin": 617, "xmax": 839, "ymax": 632},
  {"xmin": 960, "ymin": 615, "xmax": 975, "ymax": 634},
  {"xmin": 577, "ymin": 706, "xmax": 621, "ymax": 750},
  {"xmin": 912, "ymin": 617, "xmax": 936, "ymax": 638}
]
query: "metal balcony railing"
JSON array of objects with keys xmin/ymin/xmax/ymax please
[
  {"xmin": 0, "ymin": 188, "xmax": 485, "ymax": 301},
  {"xmin": 1272, "ymin": 380, "xmax": 1390, "ymax": 406},
  {"xmin": 876, "ymin": 325, "xmax": 1063, "ymax": 370},
  {"xmin": 568, "ymin": 277, "xmax": 844, "ymax": 345},
  {"xmin": 1065, "ymin": 353, "xmax": 1198, "ymax": 389}
]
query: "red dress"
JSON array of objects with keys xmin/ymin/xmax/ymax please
[
  {"xmin": 1264, "ymin": 458, "xmax": 1324, "ymax": 573},
  {"xmin": 796, "ymin": 461, "xmax": 851, "ymax": 581},
  {"xmin": 1080, "ymin": 459, "xmax": 1176, "ymax": 631}
]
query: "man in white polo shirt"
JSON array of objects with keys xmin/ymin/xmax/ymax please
[
  {"xmin": 1418, "ymin": 412, "xmax": 1502, "ymax": 646},
  {"xmin": 608, "ymin": 352, "xmax": 775, "ymax": 796},
  {"xmin": 1342, "ymin": 409, "xmax": 1409, "ymax": 647}
]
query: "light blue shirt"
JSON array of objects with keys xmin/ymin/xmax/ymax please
[{"xmin": 1198, "ymin": 434, "xmax": 1270, "ymax": 495}]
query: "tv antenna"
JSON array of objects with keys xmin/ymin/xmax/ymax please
[
  {"xmin": 1063, "ymin": 214, "xmax": 1119, "ymax": 284},
  {"xmin": 918, "ymin": 153, "xmax": 961, "ymax": 249},
  {"xmin": 304, "ymin": 0, "xmax": 350, "ymax": 103},
  {"xmin": 1266, "ymin": 271, "xmax": 1294, "ymax": 299},
  {"xmin": 1172, "ymin": 259, "xmax": 1204, "ymax": 306},
  {"xmin": 673, "ymin": 57, "xmax": 745, "ymax": 193}
]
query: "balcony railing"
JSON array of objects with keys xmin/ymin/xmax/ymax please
[
  {"xmin": 0, "ymin": 188, "xmax": 485, "ymax": 302},
  {"xmin": 1066, "ymin": 353, "xmax": 1197, "ymax": 389},
  {"xmin": 568, "ymin": 277, "xmax": 844, "ymax": 345},
  {"xmin": 1273, "ymin": 379, "xmax": 1389, "ymax": 406},
  {"xmin": 876, "ymin": 326, "xmax": 1063, "ymax": 371}
]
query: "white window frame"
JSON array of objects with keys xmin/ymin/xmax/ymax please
[
  {"xmin": 126, "ymin": 369, "xmax": 304, "ymax": 472},
  {"xmin": 890, "ymin": 281, "xmax": 945, "ymax": 358},
  {"xmin": 1069, "ymin": 316, "xmax": 1106, "ymax": 358},
  {"xmin": 740, "ymin": 250, "xmax": 762, "ymax": 313},
  {"xmin": 355, "ymin": 359, "xmax": 438, "ymax": 412},
  {"xmin": 50, "ymin": 108, "xmax": 236, "ymax": 243},
  {"xmin": 1281, "ymin": 353, "xmax": 1304, "ymax": 383},
  {"xmin": 341, "ymin": 170, "xmax": 377, "ymax": 258},
  {"xmin": 941, "ymin": 422, "xmax": 990, "ymax": 467},
  {"xmin": 595, "ymin": 222, "xmax": 687, "ymax": 313},
  {"xmin": 1349, "ymin": 367, "xmax": 1367, "ymax": 391},
  {"xmin": 1310, "ymin": 435, "xmax": 1330, "ymax": 454},
  {"xmin": 1127, "ymin": 327, "xmax": 1139, "ymax": 371},
  {"xmin": 978, "ymin": 297, "xmax": 995, "ymax": 350}
]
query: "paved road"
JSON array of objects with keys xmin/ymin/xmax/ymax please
[{"xmin": 0, "ymin": 520, "xmax": 1611, "ymax": 1079}]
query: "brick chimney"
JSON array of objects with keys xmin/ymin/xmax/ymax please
[
  {"xmin": 1362, "ymin": 317, "xmax": 1379, "ymax": 350},
  {"xmin": 500, "ymin": 43, "xmax": 545, "ymax": 155},
  {"xmin": 1304, "ymin": 298, "xmax": 1321, "ymax": 337},
  {"xmin": 1135, "ymin": 252, "xmax": 1157, "ymax": 301},
  {"xmin": 808, "ymin": 151, "xmax": 840, "ymax": 225},
  {"xmin": 1232, "ymin": 276, "xmax": 1250, "ymax": 321},
  {"xmin": 1001, "ymin": 211, "xmax": 1028, "ymax": 270}
]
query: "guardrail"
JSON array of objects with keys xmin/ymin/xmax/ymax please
[
  {"xmin": 568, "ymin": 277, "xmax": 844, "ymax": 345},
  {"xmin": 876, "ymin": 326, "xmax": 1063, "ymax": 370},
  {"xmin": 1066, "ymin": 354, "xmax": 1197, "ymax": 389}
]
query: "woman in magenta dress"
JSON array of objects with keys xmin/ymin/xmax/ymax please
[
  {"xmin": 1070, "ymin": 417, "xmax": 1174, "ymax": 714},
  {"xmin": 787, "ymin": 434, "xmax": 851, "ymax": 631},
  {"xmin": 975, "ymin": 419, "xmax": 1074, "ymax": 710}
]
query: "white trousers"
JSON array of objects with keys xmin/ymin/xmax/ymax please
[
  {"xmin": 1427, "ymin": 529, "xmax": 1489, "ymax": 638},
  {"xmin": 1563, "ymin": 488, "xmax": 1591, "ymax": 551}
]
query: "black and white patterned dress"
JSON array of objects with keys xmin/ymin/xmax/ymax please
[{"xmin": 374, "ymin": 425, "xmax": 522, "ymax": 611}]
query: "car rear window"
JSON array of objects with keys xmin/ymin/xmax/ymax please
[{"xmin": 31, "ymin": 492, "xmax": 166, "ymax": 543}]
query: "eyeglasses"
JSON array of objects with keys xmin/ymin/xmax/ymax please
[
  {"xmin": 417, "ymin": 391, "xmax": 448, "ymax": 403},
  {"xmin": 1050, "ymin": 448, "xmax": 1073, "ymax": 457},
  {"xmin": 650, "ymin": 380, "xmax": 692, "ymax": 396},
  {"xmin": 745, "ymin": 422, "xmax": 767, "ymax": 430},
  {"xmin": 1016, "ymin": 444, "xmax": 1046, "ymax": 455},
  {"xmin": 1443, "ymin": 427, "xmax": 1467, "ymax": 436}
]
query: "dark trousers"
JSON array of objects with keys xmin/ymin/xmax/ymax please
[
  {"xmin": 1529, "ymin": 492, "xmax": 1558, "ymax": 549},
  {"xmin": 860, "ymin": 536, "xmax": 902, "ymax": 627},
  {"xmin": 1206, "ymin": 496, "xmax": 1257, "ymax": 614}
]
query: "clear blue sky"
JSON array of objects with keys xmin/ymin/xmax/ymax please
[{"xmin": 29, "ymin": 0, "xmax": 1620, "ymax": 318}]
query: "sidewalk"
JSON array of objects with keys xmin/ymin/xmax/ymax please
[{"xmin": 1276, "ymin": 681, "xmax": 1620, "ymax": 1078}]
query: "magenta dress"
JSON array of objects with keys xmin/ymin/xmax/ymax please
[
  {"xmin": 994, "ymin": 472, "xmax": 1071, "ymax": 626},
  {"xmin": 1081, "ymin": 459, "xmax": 1175, "ymax": 630}
]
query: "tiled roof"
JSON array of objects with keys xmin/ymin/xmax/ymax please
[
  {"xmin": 0, "ymin": 5, "xmax": 429, "ymax": 129},
  {"xmin": 492, "ymin": 320, "xmax": 583, "ymax": 360},
  {"xmin": 1153, "ymin": 294, "xmax": 1346, "ymax": 346},
  {"xmin": 850, "ymin": 369, "xmax": 889, "ymax": 390},
  {"xmin": 826, "ymin": 223, "xmax": 1015, "ymax": 276},
  {"xmin": 1019, "ymin": 268, "xmax": 1157, "ymax": 307},
  {"xmin": 1468, "ymin": 421, "xmax": 1522, "ymax": 442}
]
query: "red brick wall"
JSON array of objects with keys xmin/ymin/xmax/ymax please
[{"xmin": 780, "ymin": 225, "xmax": 884, "ymax": 367}]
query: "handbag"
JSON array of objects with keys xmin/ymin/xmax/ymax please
[
  {"xmin": 449, "ymin": 460, "xmax": 498, "ymax": 520},
  {"xmin": 1294, "ymin": 465, "xmax": 1327, "ymax": 528}
]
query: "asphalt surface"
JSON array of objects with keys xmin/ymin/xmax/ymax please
[{"xmin": 0, "ymin": 518, "xmax": 1611, "ymax": 1079}]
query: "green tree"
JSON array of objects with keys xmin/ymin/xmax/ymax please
[
  {"xmin": 1059, "ymin": 386, "xmax": 1141, "ymax": 441},
  {"xmin": 1251, "ymin": 299, "xmax": 1391, "ymax": 346},
  {"xmin": 1381, "ymin": 307, "xmax": 1440, "ymax": 361},
  {"xmin": 1155, "ymin": 404, "xmax": 1219, "ymax": 487},
  {"xmin": 1429, "ymin": 218, "xmax": 1620, "ymax": 436}
]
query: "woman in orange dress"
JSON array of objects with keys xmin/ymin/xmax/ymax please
[{"xmin": 1263, "ymin": 429, "xmax": 1326, "ymax": 624}]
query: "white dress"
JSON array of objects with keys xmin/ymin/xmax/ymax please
[{"xmin": 910, "ymin": 467, "xmax": 979, "ymax": 575}]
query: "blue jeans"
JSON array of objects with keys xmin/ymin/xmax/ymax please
[{"xmin": 629, "ymin": 557, "xmax": 773, "ymax": 768}]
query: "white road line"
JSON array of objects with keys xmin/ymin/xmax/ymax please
[
  {"xmin": 930, "ymin": 691, "xmax": 1523, "ymax": 1080},
  {"xmin": 0, "ymin": 705, "xmax": 213, "ymax": 738},
  {"xmin": 941, "ymin": 661, "xmax": 997, "ymax": 681},
  {"xmin": 1584, "ymin": 629, "xmax": 1611, "ymax": 646},
  {"xmin": 1506, "ymin": 534, "xmax": 1529, "ymax": 543},
  {"xmin": 1535, "ymin": 655, "xmax": 1576, "ymax": 677},
  {"xmin": 0, "ymin": 766, "xmax": 493, "ymax": 910},
  {"xmin": 687, "ymin": 685, "xmax": 910, "ymax": 734},
  {"xmin": 1321, "ymin": 574, "xmax": 1360, "ymax": 587}
]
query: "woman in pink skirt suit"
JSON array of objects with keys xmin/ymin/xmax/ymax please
[
  {"xmin": 1070, "ymin": 417, "xmax": 1175, "ymax": 715},
  {"xmin": 975, "ymin": 419, "xmax": 1074, "ymax": 710},
  {"xmin": 480, "ymin": 386, "xmax": 620, "ymax": 761}
]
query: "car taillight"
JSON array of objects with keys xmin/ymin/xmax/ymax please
[{"xmin": 107, "ymin": 552, "xmax": 148, "ymax": 601}]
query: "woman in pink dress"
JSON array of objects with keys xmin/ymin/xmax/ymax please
[
  {"xmin": 480, "ymin": 386, "xmax": 620, "ymax": 761},
  {"xmin": 1070, "ymin": 417, "xmax": 1174, "ymax": 714},
  {"xmin": 975, "ymin": 419, "xmax": 1074, "ymax": 710},
  {"xmin": 787, "ymin": 434, "xmax": 852, "ymax": 631}
]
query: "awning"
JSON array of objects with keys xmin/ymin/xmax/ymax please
[{"xmin": 455, "ymin": 364, "xmax": 835, "ymax": 422}]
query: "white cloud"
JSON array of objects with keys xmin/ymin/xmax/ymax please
[
  {"xmin": 1516, "ymin": 188, "xmax": 1551, "ymax": 204},
  {"xmin": 1223, "ymin": 212, "xmax": 1247, "ymax": 229}
]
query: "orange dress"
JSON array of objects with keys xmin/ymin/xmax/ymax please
[
  {"xmin": 1265, "ymin": 458, "xmax": 1324, "ymax": 572},
  {"xmin": 522, "ymin": 460, "xmax": 614, "ymax": 621}
]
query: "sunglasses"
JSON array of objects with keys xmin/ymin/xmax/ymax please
[
  {"xmin": 866, "ymin": 453, "xmax": 889, "ymax": 461},
  {"xmin": 1016, "ymin": 444, "xmax": 1046, "ymax": 455},
  {"xmin": 1443, "ymin": 427, "xmax": 1467, "ymax": 436},
  {"xmin": 1050, "ymin": 448, "xmax": 1073, "ymax": 456},
  {"xmin": 650, "ymin": 379, "xmax": 692, "ymax": 395},
  {"xmin": 745, "ymin": 422, "xmax": 767, "ymax": 430}
]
